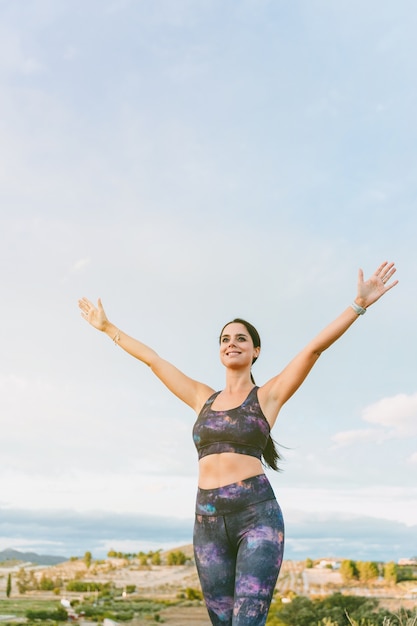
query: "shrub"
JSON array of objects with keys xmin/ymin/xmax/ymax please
[
  {"xmin": 397, "ymin": 566, "xmax": 417, "ymax": 582},
  {"xmin": 113, "ymin": 610, "xmax": 134, "ymax": 621},
  {"xmin": 39, "ymin": 575, "xmax": 56, "ymax": 591},
  {"xmin": 270, "ymin": 593, "xmax": 381, "ymax": 626},
  {"xmin": 167, "ymin": 550, "xmax": 187, "ymax": 565},
  {"xmin": 185, "ymin": 586, "xmax": 203, "ymax": 600},
  {"xmin": 66, "ymin": 580, "xmax": 111, "ymax": 592},
  {"xmin": 26, "ymin": 606, "xmax": 68, "ymax": 621},
  {"xmin": 151, "ymin": 551, "xmax": 162, "ymax": 566}
]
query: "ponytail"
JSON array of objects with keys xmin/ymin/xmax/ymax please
[
  {"xmin": 250, "ymin": 372, "xmax": 282, "ymax": 471},
  {"xmin": 262, "ymin": 435, "xmax": 282, "ymax": 472}
]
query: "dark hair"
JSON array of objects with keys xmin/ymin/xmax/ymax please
[{"xmin": 219, "ymin": 318, "xmax": 282, "ymax": 472}]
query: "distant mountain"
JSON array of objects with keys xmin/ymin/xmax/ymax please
[{"xmin": 0, "ymin": 548, "xmax": 67, "ymax": 566}]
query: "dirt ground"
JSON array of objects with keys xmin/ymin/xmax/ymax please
[
  {"xmin": 129, "ymin": 604, "xmax": 211, "ymax": 625},
  {"xmin": 78, "ymin": 605, "xmax": 211, "ymax": 626}
]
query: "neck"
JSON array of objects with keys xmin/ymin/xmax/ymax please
[{"xmin": 223, "ymin": 370, "xmax": 254, "ymax": 394}]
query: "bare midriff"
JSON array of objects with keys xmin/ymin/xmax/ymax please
[{"xmin": 198, "ymin": 452, "xmax": 264, "ymax": 489}]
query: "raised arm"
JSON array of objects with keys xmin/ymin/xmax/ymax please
[
  {"xmin": 78, "ymin": 297, "xmax": 213, "ymax": 412},
  {"xmin": 260, "ymin": 261, "xmax": 398, "ymax": 426}
]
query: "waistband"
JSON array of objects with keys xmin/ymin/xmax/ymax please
[{"xmin": 195, "ymin": 473, "xmax": 276, "ymax": 516}]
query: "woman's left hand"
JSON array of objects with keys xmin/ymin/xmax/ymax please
[{"xmin": 356, "ymin": 261, "xmax": 398, "ymax": 308}]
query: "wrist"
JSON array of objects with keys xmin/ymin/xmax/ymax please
[
  {"xmin": 103, "ymin": 321, "xmax": 117, "ymax": 336},
  {"xmin": 351, "ymin": 300, "xmax": 367, "ymax": 315},
  {"xmin": 104, "ymin": 323, "xmax": 122, "ymax": 345},
  {"xmin": 354, "ymin": 296, "xmax": 367, "ymax": 308}
]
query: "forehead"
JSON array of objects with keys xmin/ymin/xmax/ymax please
[{"xmin": 221, "ymin": 322, "xmax": 249, "ymax": 336}]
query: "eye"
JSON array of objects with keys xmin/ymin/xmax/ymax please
[
  {"xmin": 237, "ymin": 335, "xmax": 247, "ymax": 342},
  {"xmin": 221, "ymin": 336, "xmax": 229, "ymax": 343}
]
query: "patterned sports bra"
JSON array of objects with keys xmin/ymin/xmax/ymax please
[{"xmin": 192, "ymin": 386, "xmax": 270, "ymax": 460}]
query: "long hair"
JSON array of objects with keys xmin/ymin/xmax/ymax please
[{"xmin": 219, "ymin": 318, "xmax": 282, "ymax": 472}]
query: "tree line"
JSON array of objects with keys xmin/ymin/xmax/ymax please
[
  {"xmin": 106, "ymin": 548, "xmax": 189, "ymax": 566},
  {"xmin": 339, "ymin": 559, "xmax": 416, "ymax": 584}
]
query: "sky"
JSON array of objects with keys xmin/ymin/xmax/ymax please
[{"xmin": 0, "ymin": 0, "xmax": 416, "ymax": 564}]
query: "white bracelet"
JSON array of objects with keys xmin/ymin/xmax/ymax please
[{"xmin": 351, "ymin": 301, "xmax": 366, "ymax": 315}]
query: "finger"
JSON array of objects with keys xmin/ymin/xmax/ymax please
[
  {"xmin": 78, "ymin": 299, "xmax": 87, "ymax": 313},
  {"xmin": 358, "ymin": 268, "xmax": 364, "ymax": 284},
  {"xmin": 79, "ymin": 297, "xmax": 94, "ymax": 308},
  {"xmin": 382, "ymin": 262, "xmax": 395, "ymax": 273},
  {"xmin": 384, "ymin": 267, "xmax": 396, "ymax": 282},
  {"xmin": 78, "ymin": 297, "xmax": 95, "ymax": 317},
  {"xmin": 383, "ymin": 278, "xmax": 399, "ymax": 292},
  {"xmin": 374, "ymin": 261, "xmax": 389, "ymax": 276},
  {"xmin": 381, "ymin": 264, "xmax": 396, "ymax": 285}
]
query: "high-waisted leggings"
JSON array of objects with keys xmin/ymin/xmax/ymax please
[{"xmin": 193, "ymin": 474, "xmax": 284, "ymax": 626}]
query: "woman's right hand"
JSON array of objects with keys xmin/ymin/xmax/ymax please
[{"xmin": 78, "ymin": 297, "xmax": 109, "ymax": 332}]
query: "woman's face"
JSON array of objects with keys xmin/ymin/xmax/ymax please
[{"xmin": 219, "ymin": 322, "xmax": 260, "ymax": 369}]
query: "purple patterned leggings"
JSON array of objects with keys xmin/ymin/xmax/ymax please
[{"xmin": 193, "ymin": 474, "xmax": 284, "ymax": 626}]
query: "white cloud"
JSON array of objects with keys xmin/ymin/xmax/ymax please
[
  {"xmin": 0, "ymin": 507, "xmax": 193, "ymax": 558},
  {"xmin": 331, "ymin": 392, "xmax": 417, "ymax": 448},
  {"xmin": 362, "ymin": 392, "xmax": 417, "ymax": 436},
  {"xmin": 283, "ymin": 511, "xmax": 417, "ymax": 561},
  {"xmin": 275, "ymin": 485, "xmax": 417, "ymax": 527},
  {"xmin": 0, "ymin": 470, "xmax": 197, "ymax": 517},
  {"xmin": 331, "ymin": 427, "xmax": 388, "ymax": 448},
  {"xmin": 2, "ymin": 503, "xmax": 416, "ymax": 562}
]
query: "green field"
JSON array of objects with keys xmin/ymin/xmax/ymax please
[{"xmin": 0, "ymin": 597, "xmax": 62, "ymax": 616}]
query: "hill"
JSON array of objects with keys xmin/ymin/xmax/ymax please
[{"xmin": 0, "ymin": 548, "xmax": 67, "ymax": 566}]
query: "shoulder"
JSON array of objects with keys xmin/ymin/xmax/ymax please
[{"xmin": 196, "ymin": 387, "xmax": 219, "ymax": 415}]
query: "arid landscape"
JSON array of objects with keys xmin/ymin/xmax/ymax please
[
  {"xmin": 1, "ymin": 547, "xmax": 416, "ymax": 625},
  {"xmin": 1, "ymin": 548, "xmax": 210, "ymax": 625}
]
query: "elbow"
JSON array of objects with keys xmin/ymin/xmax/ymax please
[{"xmin": 149, "ymin": 354, "xmax": 165, "ymax": 374}]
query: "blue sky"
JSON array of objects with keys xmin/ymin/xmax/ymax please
[{"xmin": 1, "ymin": 0, "xmax": 416, "ymax": 563}]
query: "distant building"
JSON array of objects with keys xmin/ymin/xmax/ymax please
[
  {"xmin": 398, "ymin": 557, "xmax": 417, "ymax": 566},
  {"xmin": 317, "ymin": 559, "xmax": 341, "ymax": 569}
]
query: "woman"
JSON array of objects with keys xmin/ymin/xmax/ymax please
[{"xmin": 78, "ymin": 261, "xmax": 397, "ymax": 626}]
